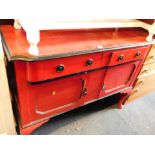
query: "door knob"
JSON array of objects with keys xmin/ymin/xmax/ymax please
[
  {"xmin": 102, "ymin": 84, "xmax": 106, "ymax": 91},
  {"xmin": 56, "ymin": 64, "xmax": 65, "ymax": 72},
  {"xmin": 83, "ymin": 88, "xmax": 88, "ymax": 96},
  {"xmin": 151, "ymin": 55, "xmax": 155, "ymax": 60}
]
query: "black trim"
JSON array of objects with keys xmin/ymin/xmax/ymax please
[
  {"xmin": 1, "ymin": 29, "xmax": 155, "ymax": 62},
  {"xmin": 28, "ymin": 67, "xmax": 103, "ymax": 85},
  {"xmin": 28, "ymin": 58, "xmax": 143, "ymax": 85},
  {"xmin": 0, "ymin": 31, "xmax": 12, "ymax": 61}
]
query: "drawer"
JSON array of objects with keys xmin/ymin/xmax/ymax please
[
  {"xmin": 109, "ymin": 46, "xmax": 150, "ymax": 66},
  {"xmin": 27, "ymin": 52, "xmax": 103, "ymax": 82},
  {"xmin": 144, "ymin": 45, "xmax": 155, "ymax": 64},
  {"xmin": 138, "ymin": 62, "xmax": 155, "ymax": 78},
  {"xmin": 127, "ymin": 73, "xmax": 155, "ymax": 102}
]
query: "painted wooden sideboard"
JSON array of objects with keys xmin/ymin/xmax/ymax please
[{"xmin": 1, "ymin": 25, "xmax": 154, "ymax": 134}]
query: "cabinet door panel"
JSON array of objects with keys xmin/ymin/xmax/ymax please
[
  {"xmin": 85, "ymin": 69, "xmax": 106, "ymax": 103},
  {"xmin": 30, "ymin": 74, "xmax": 88, "ymax": 114},
  {"xmin": 99, "ymin": 61, "xmax": 141, "ymax": 97}
]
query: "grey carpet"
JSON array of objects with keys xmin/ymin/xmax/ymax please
[{"xmin": 32, "ymin": 91, "xmax": 155, "ymax": 135}]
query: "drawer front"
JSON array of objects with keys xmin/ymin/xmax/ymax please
[
  {"xmin": 127, "ymin": 73, "xmax": 155, "ymax": 102},
  {"xmin": 27, "ymin": 52, "xmax": 102, "ymax": 82},
  {"xmin": 138, "ymin": 62, "xmax": 155, "ymax": 78},
  {"xmin": 144, "ymin": 45, "xmax": 155, "ymax": 64},
  {"xmin": 109, "ymin": 46, "xmax": 150, "ymax": 66}
]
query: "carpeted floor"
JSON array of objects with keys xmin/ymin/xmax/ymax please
[{"xmin": 32, "ymin": 91, "xmax": 155, "ymax": 135}]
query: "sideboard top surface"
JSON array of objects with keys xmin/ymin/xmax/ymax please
[{"xmin": 0, "ymin": 25, "xmax": 154, "ymax": 61}]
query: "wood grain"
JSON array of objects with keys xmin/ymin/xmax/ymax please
[
  {"xmin": 0, "ymin": 25, "xmax": 150, "ymax": 61},
  {"xmin": 127, "ymin": 44, "xmax": 155, "ymax": 103},
  {"xmin": 144, "ymin": 44, "xmax": 155, "ymax": 64},
  {"xmin": 127, "ymin": 73, "xmax": 155, "ymax": 103},
  {"xmin": 0, "ymin": 35, "xmax": 16, "ymax": 135}
]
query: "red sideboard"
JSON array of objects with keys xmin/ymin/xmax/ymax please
[{"xmin": 0, "ymin": 26, "xmax": 153, "ymax": 134}]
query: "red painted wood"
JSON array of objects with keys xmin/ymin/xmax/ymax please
[
  {"xmin": 99, "ymin": 61, "xmax": 142, "ymax": 98},
  {"xmin": 14, "ymin": 61, "xmax": 87, "ymax": 126},
  {"xmin": 84, "ymin": 69, "xmax": 106, "ymax": 103},
  {"xmin": 19, "ymin": 119, "xmax": 49, "ymax": 135},
  {"xmin": 109, "ymin": 46, "xmax": 150, "ymax": 66},
  {"xmin": 1, "ymin": 26, "xmax": 152, "ymax": 134},
  {"xmin": 138, "ymin": 19, "xmax": 155, "ymax": 25},
  {"xmin": 27, "ymin": 46, "xmax": 149, "ymax": 82},
  {"xmin": 14, "ymin": 57, "xmax": 146, "ymax": 129},
  {"xmin": 32, "ymin": 74, "xmax": 87, "ymax": 114},
  {"xmin": 0, "ymin": 26, "xmax": 150, "ymax": 60},
  {"xmin": 13, "ymin": 45, "xmax": 151, "ymax": 134},
  {"xmin": 27, "ymin": 52, "xmax": 102, "ymax": 82},
  {"xmin": 117, "ymin": 88, "xmax": 133, "ymax": 109}
]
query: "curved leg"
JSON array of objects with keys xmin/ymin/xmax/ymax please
[
  {"xmin": 19, "ymin": 119, "xmax": 49, "ymax": 135},
  {"xmin": 117, "ymin": 88, "xmax": 132, "ymax": 109}
]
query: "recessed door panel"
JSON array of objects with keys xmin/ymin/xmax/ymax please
[
  {"xmin": 30, "ymin": 74, "xmax": 87, "ymax": 114},
  {"xmin": 99, "ymin": 61, "xmax": 141, "ymax": 97},
  {"xmin": 84, "ymin": 69, "xmax": 106, "ymax": 103}
]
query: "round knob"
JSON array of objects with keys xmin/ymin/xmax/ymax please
[
  {"xmin": 140, "ymin": 79, "xmax": 145, "ymax": 84},
  {"xmin": 135, "ymin": 88, "xmax": 140, "ymax": 92},
  {"xmin": 136, "ymin": 51, "xmax": 141, "ymax": 57},
  {"xmin": 56, "ymin": 64, "xmax": 65, "ymax": 72},
  {"xmin": 145, "ymin": 68, "xmax": 149, "ymax": 73},
  {"xmin": 118, "ymin": 55, "xmax": 124, "ymax": 61},
  {"xmin": 151, "ymin": 55, "xmax": 155, "ymax": 60},
  {"xmin": 86, "ymin": 59, "xmax": 93, "ymax": 66}
]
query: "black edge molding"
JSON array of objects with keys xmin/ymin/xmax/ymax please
[
  {"xmin": 1, "ymin": 30, "xmax": 155, "ymax": 62},
  {"xmin": 28, "ymin": 58, "xmax": 143, "ymax": 85}
]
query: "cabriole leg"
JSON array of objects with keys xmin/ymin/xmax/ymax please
[{"xmin": 117, "ymin": 88, "xmax": 132, "ymax": 109}]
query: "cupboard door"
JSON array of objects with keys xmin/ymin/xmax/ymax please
[
  {"xmin": 99, "ymin": 61, "xmax": 141, "ymax": 97},
  {"xmin": 84, "ymin": 69, "xmax": 106, "ymax": 103},
  {"xmin": 31, "ymin": 74, "xmax": 88, "ymax": 115}
]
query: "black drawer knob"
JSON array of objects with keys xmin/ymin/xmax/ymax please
[
  {"xmin": 86, "ymin": 59, "xmax": 93, "ymax": 66},
  {"xmin": 136, "ymin": 51, "xmax": 141, "ymax": 57},
  {"xmin": 56, "ymin": 64, "xmax": 65, "ymax": 72},
  {"xmin": 118, "ymin": 55, "xmax": 124, "ymax": 61}
]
